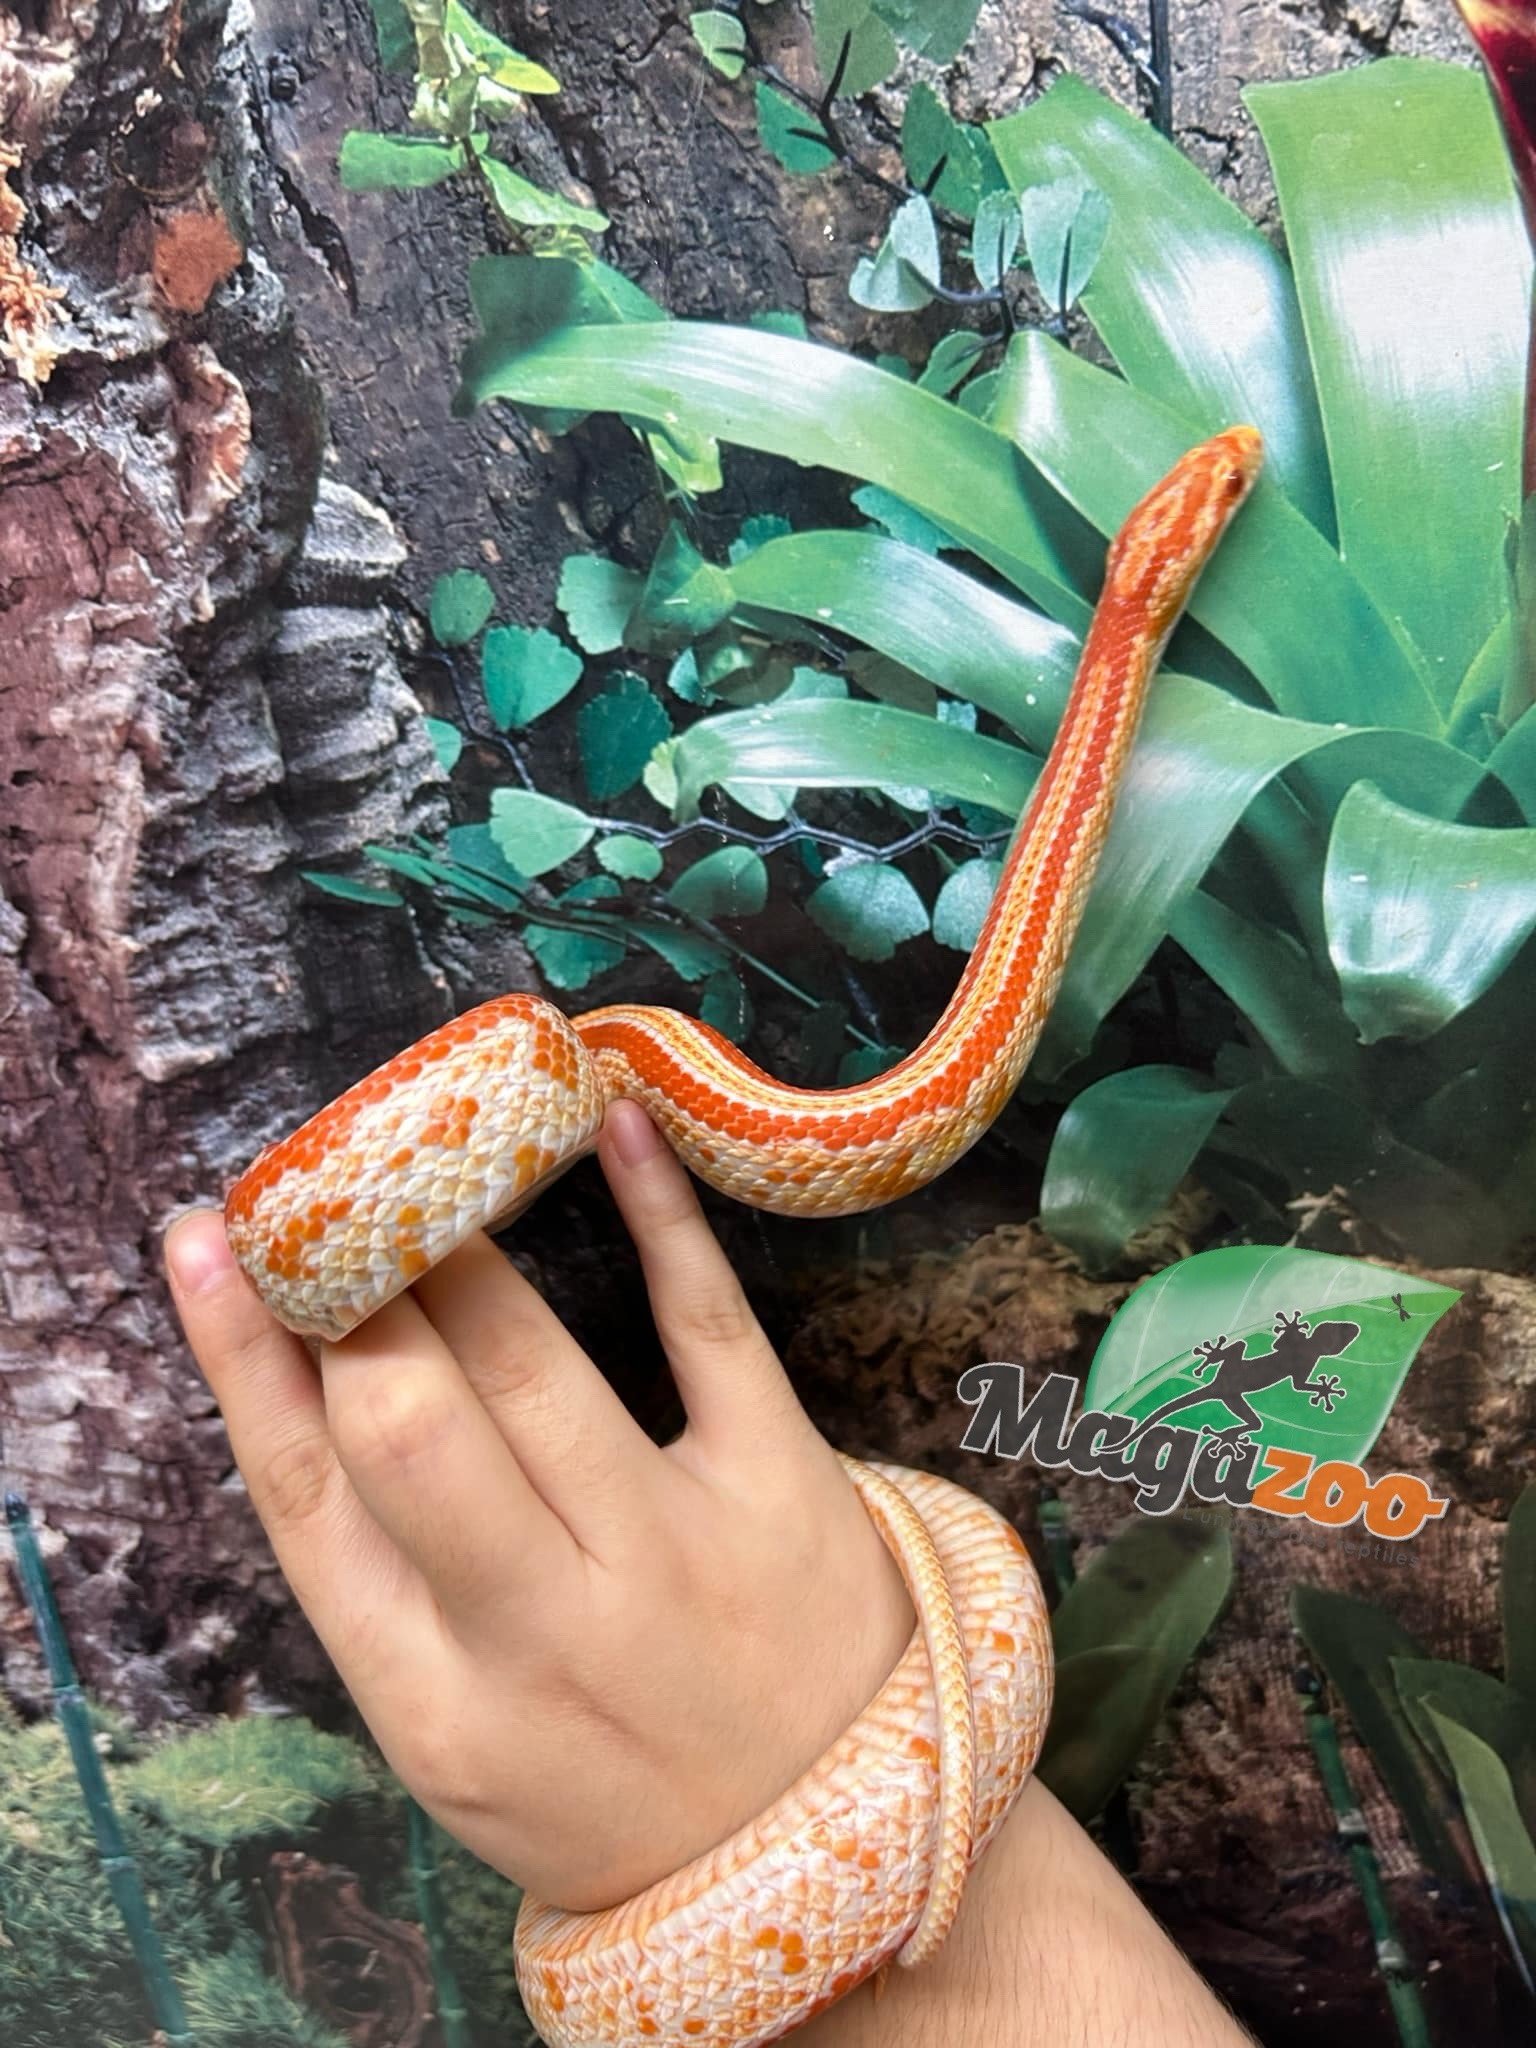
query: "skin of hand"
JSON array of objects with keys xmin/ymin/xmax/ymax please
[{"xmin": 164, "ymin": 1098, "xmax": 915, "ymax": 1912}]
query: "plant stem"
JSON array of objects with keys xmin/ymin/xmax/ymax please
[
  {"xmin": 3, "ymin": 1488, "xmax": 197, "ymax": 2046},
  {"xmin": 405, "ymin": 1796, "xmax": 474, "ymax": 2048},
  {"xmin": 1294, "ymin": 1662, "xmax": 1435, "ymax": 2048}
]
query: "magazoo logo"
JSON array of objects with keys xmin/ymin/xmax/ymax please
[{"xmin": 958, "ymin": 1247, "xmax": 1460, "ymax": 1541}]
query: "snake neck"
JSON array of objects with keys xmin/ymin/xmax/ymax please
[{"xmin": 577, "ymin": 430, "xmax": 1262, "ymax": 1161}]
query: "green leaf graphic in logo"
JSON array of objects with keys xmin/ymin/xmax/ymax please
[{"xmin": 1084, "ymin": 1246, "xmax": 1459, "ymax": 1466}]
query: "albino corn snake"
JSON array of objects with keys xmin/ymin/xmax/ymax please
[{"xmin": 227, "ymin": 427, "xmax": 1263, "ymax": 2047}]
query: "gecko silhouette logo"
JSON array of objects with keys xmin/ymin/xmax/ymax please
[{"xmin": 957, "ymin": 1247, "xmax": 1460, "ymax": 1541}]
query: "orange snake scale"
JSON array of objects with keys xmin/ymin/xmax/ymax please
[{"xmin": 226, "ymin": 428, "xmax": 1262, "ymax": 2045}]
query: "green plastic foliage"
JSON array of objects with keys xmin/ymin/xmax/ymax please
[
  {"xmin": 1041, "ymin": 1067, "xmax": 1235, "ymax": 1271},
  {"xmin": 1291, "ymin": 1585, "xmax": 1477, "ymax": 1885},
  {"xmin": 1247, "ymin": 60, "xmax": 1531, "ymax": 694},
  {"xmin": 689, "ymin": 8, "xmax": 746, "ymax": 78},
  {"xmin": 901, "ymin": 82, "xmax": 988, "ymax": 218},
  {"xmin": 339, "ymin": 131, "xmax": 463, "ymax": 189},
  {"xmin": 578, "ymin": 673, "xmax": 672, "ymax": 799},
  {"xmin": 482, "ymin": 623, "xmax": 582, "ymax": 727},
  {"xmin": 1505, "ymin": 1485, "xmax": 1536, "ymax": 1702},
  {"xmin": 304, "ymin": 870, "xmax": 405, "ymax": 908},
  {"xmin": 872, "ymin": 0, "xmax": 984, "ymax": 64},
  {"xmin": 480, "ymin": 157, "xmax": 608, "ymax": 232},
  {"xmin": 850, "ymin": 195, "xmax": 942, "ymax": 313},
  {"xmin": 429, "ymin": 567, "xmax": 495, "ymax": 645},
  {"xmin": 1323, "ymin": 781, "xmax": 1536, "ymax": 1042},
  {"xmin": 755, "ymin": 82, "xmax": 837, "ymax": 174},
  {"xmin": 931, "ymin": 857, "xmax": 1001, "ymax": 951},
  {"xmin": 1039, "ymin": 1516, "xmax": 1233, "ymax": 1821},
  {"xmin": 1017, "ymin": 176, "xmax": 1110, "ymax": 317},
  {"xmin": 596, "ymin": 833, "xmax": 663, "ymax": 881},
  {"xmin": 558, "ymin": 552, "xmax": 643, "ymax": 654},
  {"xmin": 700, "ymin": 966, "xmax": 753, "ymax": 1042},
  {"xmin": 489, "ymin": 789, "xmax": 593, "ymax": 875},
  {"xmin": 1424, "ymin": 1711, "xmax": 1536, "ymax": 1991},
  {"xmin": 988, "ymin": 76, "xmax": 1332, "ymax": 533},
  {"xmin": 813, "ymin": 0, "xmax": 899, "ymax": 97},
  {"xmin": 1392, "ymin": 1657, "xmax": 1536, "ymax": 1843},
  {"xmin": 456, "ymin": 318, "xmax": 1093, "ymax": 627},
  {"xmin": 423, "ymin": 715, "xmax": 464, "ymax": 771},
  {"xmin": 808, "ymin": 861, "xmax": 929, "ymax": 962},
  {"xmin": 991, "ymin": 329, "xmax": 1442, "ymax": 735},
  {"xmin": 1087, "ymin": 1246, "xmax": 1460, "ymax": 1466},
  {"xmin": 668, "ymin": 845, "xmax": 769, "ymax": 918},
  {"xmin": 970, "ymin": 191, "xmax": 1021, "ymax": 290}
]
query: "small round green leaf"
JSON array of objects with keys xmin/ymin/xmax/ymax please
[
  {"xmin": 481, "ymin": 624, "xmax": 583, "ymax": 728},
  {"xmin": 339, "ymin": 131, "xmax": 464, "ymax": 191},
  {"xmin": 808, "ymin": 861, "xmax": 929, "ymax": 961},
  {"xmin": 430, "ymin": 568, "xmax": 496, "ymax": 646},
  {"xmin": 557, "ymin": 553, "xmax": 643, "ymax": 653},
  {"xmin": 578, "ymin": 673, "xmax": 673, "ymax": 800},
  {"xmin": 668, "ymin": 845, "xmax": 769, "ymax": 918},
  {"xmin": 690, "ymin": 8, "xmax": 746, "ymax": 77},
  {"xmin": 755, "ymin": 81, "xmax": 837, "ymax": 175},
  {"xmin": 488, "ymin": 789, "xmax": 594, "ymax": 877},
  {"xmin": 525, "ymin": 921, "xmax": 624, "ymax": 991},
  {"xmin": 932, "ymin": 858, "xmax": 1001, "ymax": 952},
  {"xmin": 595, "ymin": 833, "xmax": 664, "ymax": 881},
  {"xmin": 700, "ymin": 966, "xmax": 754, "ymax": 1043},
  {"xmin": 423, "ymin": 716, "xmax": 464, "ymax": 772}
]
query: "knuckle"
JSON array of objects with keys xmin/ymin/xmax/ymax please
[
  {"xmin": 669, "ymin": 1282, "xmax": 762, "ymax": 1355},
  {"xmin": 345, "ymin": 1380, "xmax": 458, "ymax": 1473},
  {"xmin": 257, "ymin": 1429, "xmax": 336, "ymax": 1529}
]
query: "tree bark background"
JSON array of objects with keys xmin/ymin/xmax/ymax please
[{"xmin": 0, "ymin": 1, "xmax": 1524, "ymax": 2044}]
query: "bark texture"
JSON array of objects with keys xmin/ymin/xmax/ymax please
[{"xmin": 0, "ymin": 2, "xmax": 1518, "ymax": 2045}]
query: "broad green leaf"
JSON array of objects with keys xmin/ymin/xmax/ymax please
[
  {"xmin": 1322, "ymin": 781, "xmax": 1536, "ymax": 1042},
  {"xmin": 1392, "ymin": 1657, "xmax": 1536, "ymax": 1842},
  {"xmin": 1507, "ymin": 1485, "xmax": 1536, "ymax": 1702},
  {"xmin": 1488, "ymin": 701, "xmax": 1536, "ymax": 821},
  {"xmin": 901, "ymin": 82, "xmax": 984, "ymax": 218},
  {"xmin": 1041, "ymin": 1067, "xmax": 1236, "ymax": 1270},
  {"xmin": 429, "ymin": 567, "xmax": 495, "ymax": 645},
  {"xmin": 931, "ymin": 858, "xmax": 1001, "ymax": 951},
  {"xmin": 988, "ymin": 76, "xmax": 1332, "ymax": 534},
  {"xmin": 364, "ymin": 844, "xmax": 454, "ymax": 891},
  {"xmin": 632, "ymin": 526, "xmax": 736, "ymax": 643},
  {"xmin": 1424, "ymin": 1708, "xmax": 1536, "ymax": 1989},
  {"xmin": 1017, "ymin": 175, "xmax": 1110, "ymax": 317},
  {"xmin": 595, "ymin": 833, "xmax": 663, "ymax": 881},
  {"xmin": 1166, "ymin": 892, "xmax": 1363, "ymax": 1082},
  {"xmin": 755, "ymin": 81, "xmax": 837, "ymax": 174},
  {"xmin": 1291, "ymin": 1585, "xmax": 1477, "ymax": 1885},
  {"xmin": 423, "ymin": 716, "xmax": 463, "ymax": 772},
  {"xmin": 456, "ymin": 318, "xmax": 1095, "ymax": 627},
  {"xmin": 731, "ymin": 512, "xmax": 795, "ymax": 559},
  {"xmin": 481, "ymin": 623, "xmax": 582, "ymax": 727},
  {"xmin": 578, "ymin": 673, "xmax": 672, "ymax": 800},
  {"xmin": 689, "ymin": 8, "xmax": 746, "ymax": 77},
  {"xmin": 639, "ymin": 414, "xmax": 723, "ymax": 495},
  {"xmin": 850, "ymin": 195, "xmax": 941, "ymax": 312},
  {"xmin": 1035, "ymin": 1645, "xmax": 1143, "ymax": 1821},
  {"xmin": 813, "ymin": 0, "xmax": 900, "ymax": 96},
  {"xmin": 851, "ymin": 484, "xmax": 952, "ymax": 554},
  {"xmin": 466, "ymin": 252, "xmax": 662, "ymax": 353},
  {"xmin": 1247, "ymin": 59, "xmax": 1531, "ymax": 693},
  {"xmin": 302, "ymin": 870, "xmax": 404, "ymax": 908},
  {"xmin": 1086, "ymin": 1246, "xmax": 1460, "ymax": 1468},
  {"xmin": 444, "ymin": 822, "xmax": 527, "ymax": 905},
  {"xmin": 480, "ymin": 157, "xmax": 608, "ymax": 233},
  {"xmin": 970, "ymin": 191, "xmax": 1020, "ymax": 291},
  {"xmin": 666, "ymin": 699, "xmax": 1039, "ymax": 820},
  {"xmin": 1041, "ymin": 1517, "xmax": 1233, "ymax": 1820},
  {"xmin": 700, "ymin": 966, "xmax": 753, "ymax": 1042},
  {"xmin": 557, "ymin": 553, "xmax": 643, "ymax": 653},
  {"xmin": 339, "ymin": 131, "xmax": 464, "ymax": 190},
  {"xmin": 808, "ymin": 861, "xmax": 929, "ymax": 961},
  {"xmin": 990, "ymin": 328, "xmax": 1441, "ymax": 735},
  {"xmin": 668, "ymin": 846, "xmax": 768, "ymax": 918},
  {"xmin": 489, "ymin": 789, "xmax": 594, "ymax": 876}
]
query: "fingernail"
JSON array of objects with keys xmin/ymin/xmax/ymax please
[
  {"xmin": 606, "ymin": 1100, "xmax": 664, "ymax": 1168},
  {"xmin": 165, "ymin": 1210, "xmax": 236, "ymax": 1297}
]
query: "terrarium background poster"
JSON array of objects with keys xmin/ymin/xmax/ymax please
[{"xmin": 2, "ymin": 0, "xmax": 1534, "ymax": 2044}]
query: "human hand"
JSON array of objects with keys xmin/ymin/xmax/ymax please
[{"xmin": 164, "ymin": 1100, "xmax": 913, "ymax": 1911}]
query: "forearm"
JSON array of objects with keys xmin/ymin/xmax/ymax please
[{"xmin": 797, "ymin": 1779, "xmax": 1253, "ymax": 2048}]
